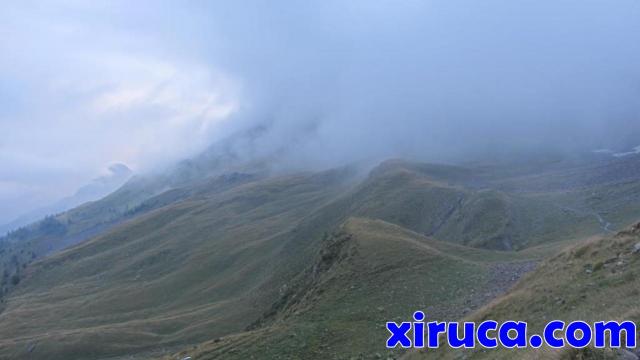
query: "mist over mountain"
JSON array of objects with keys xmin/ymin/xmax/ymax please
[
  {"xmin": 0, "ymin": 163, "xmax": 132, "ymax": 235},
  {"xmin": 202, "ymin": 0, "xmax": 640, "ymax": 167},
  {"xmin": 2, "ymin": 2, "xmax": 640, "ymax": 359},
  {"xmin": 2, "ymin": 1, "xmax": 640, "ymax": 224}
]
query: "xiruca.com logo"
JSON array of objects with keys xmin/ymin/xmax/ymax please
[{"xmin": 387, "ymin": 312, "xmax": 636, "ymax": 349}]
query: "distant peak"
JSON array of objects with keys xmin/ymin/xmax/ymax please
[{"xmin": 107, "ymin": 163, "xmax": 133, "ymax": 177}]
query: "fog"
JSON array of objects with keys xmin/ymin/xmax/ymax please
[{"xmin": 1, "ymin": 0, "xmax": 640, "ymax": 224}]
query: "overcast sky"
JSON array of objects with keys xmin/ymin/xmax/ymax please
[{"xmin": 1, "ymin": 0, "xmax": 640, "ymax": 224}]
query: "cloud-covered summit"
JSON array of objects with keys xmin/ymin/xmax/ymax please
[{"xmin": 1, "ymin": 0, "xmax": 640, "ymax": 223}]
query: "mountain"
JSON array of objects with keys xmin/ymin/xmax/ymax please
[
  {"xmin": 405, "ymin": 222, "xmax": 640, "ymax": 360},
  {"xmin": 1, "ymin": 147, "xmax": 640, "ymax": 359},
  {"xmin": 164, "ymin": 218, "xmax": 537, "ymax": 360},
  {"xmin": 0, "ymin": 168, "xmax": 356, "ymax": 359},
  {"xmin": 0, "ymin": 164, "xmax": 133, "ymax": 237},
  {"xmin": 0, "ymin": 127, "xmax": 284, "ymax": 302}
]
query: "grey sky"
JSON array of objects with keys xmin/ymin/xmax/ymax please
[{"xmin": 1, "ymin": 0, "xmax": 640, "ymax": 223}]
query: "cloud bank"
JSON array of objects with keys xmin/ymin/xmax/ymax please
[
  {"xmin": 0, "ymin": 1, "xmax": 239, "ymax": 222},
  {"xmin": 1, "ymin": 0, "xmax": 640, "ymax": 223}
]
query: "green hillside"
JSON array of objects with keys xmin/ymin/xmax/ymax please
[
  {"xmin": 2, "ymin": 155, "xmax": 640, "ymax": 359},
  {"xmin": 0, "ymin": 169, "xmax": 353, "ymax": 359},
  {"xmin": 164, "ymin": 218, "xmax": 536, "ymax": 360},
  {"xmin": 406, "ymin": 222, "xmax": 640, "ymax": 360},
  {"xmin": 345, "ymin": 159, "xmax": 630, "ymax": 250},
  {"xmin": 0, "ymin": 172, "xmax": 260, "ymax": 301},
  {"xmin": 0, "ymin": 127, "xmax": 279, "ymax": 302}
]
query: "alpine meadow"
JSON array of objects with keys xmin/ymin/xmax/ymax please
[{"xmin": 1, "ymin": 1, "xmax": 640, "ymax": 360}]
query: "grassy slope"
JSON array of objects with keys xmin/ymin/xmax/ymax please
[
  {"xmin": 347, "ymin": 160, "xmax": 607, "ymax": 250},
  {"xmin": 165, "ymin": 218, "xmax": 536, "ymax": 360},
  {"xmin": 0, "ymin": 130, "xmax": 273, "ymax": 301},
  {"xmin": 0, "ymin": 170, "xmax": 352, "ymax": 360},
  {"xmin": 0, "ymin": 172, "xmax": 260, "ymax": 302},
  {"xmin": 2, "ymin": 156, "xmax": 640, "ymax": 359},
  {"xmin": 406, "ymin": 223, "xmax": 640, "ymax": 360},
  {"xmin": 0, "ymin": 176, "xmax": 161, "ymax": 301},
  {"xmin": 161, "ymin": 157, "xmax": 640, "ymax": 360}
]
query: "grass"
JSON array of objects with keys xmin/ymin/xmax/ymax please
[
  {"xmin": 164, "ymin": 218, "xmax": 534, "ymax": 360},
  {"xmin": 1, "ymin": 155, "xmax": 640, "ymax": 359},
  {"xmin": 0, "ymin": 170, "xmax": 354, "ymax": 360},
  {"xmin": 342, "ymin": 159, "xmax": 626, "ymax": 250},
  {"xmin": 405, "ymin": 223, "xmax": 640, "ymax": 360}
]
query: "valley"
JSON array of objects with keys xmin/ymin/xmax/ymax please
[
  {"xmin": 1, "ymin": 153, "xmax": 640, "ymax": 359},
  {"xmin": 3, "ymin": 2, "xmax": 638, "ymax": 359}
]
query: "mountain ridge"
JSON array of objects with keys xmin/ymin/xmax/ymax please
[{"xmin": 1, "ymin": 152, "xmax": 640, "ymax": 359}]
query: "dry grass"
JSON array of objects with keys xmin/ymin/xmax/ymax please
[
  {"xmin": 163, "ymin": 218, "xmax": 536, "ymax": 360},
  {"xmin": 407, "ymin": 224, "xmax": 640, "ymax": 359},
  {"xmin": 2, "ymin": 157, "xmax": 640, "ymax": 359}
]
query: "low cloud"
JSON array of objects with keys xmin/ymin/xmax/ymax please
[
  {"xmin": 1, "ymin": 0, "xmax": 640, "ymax": 223},
  {"xmin": 0, "ymin": 2, "xmax": 240, "ymax": 222}
]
